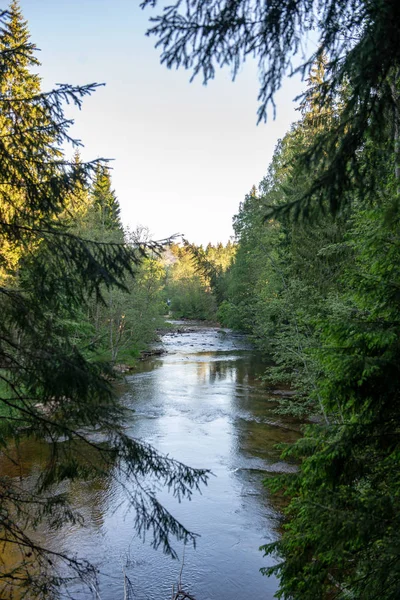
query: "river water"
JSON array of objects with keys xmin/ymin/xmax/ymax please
[{"xmin": 4, "ymin": 322, "xmax": 300, "ymax": 599}]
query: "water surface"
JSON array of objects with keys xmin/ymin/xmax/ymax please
[{"xmin": 5, "ymin": 323, "xmax": 300, "ymax": 599}]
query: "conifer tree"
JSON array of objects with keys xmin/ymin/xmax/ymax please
[
  {"xmin": 297, "ymin": 53, "xmax": 334, "ymax": 142},
  {"xmin": 0, "ymin": 4, "xmax": 207, "ymax": 597},
  {"xmin": 0, "ymin": 0, "xmax": 43, "ymax": 279},
  {"xmin": 91, "ymin": 162, "xmax": 122, "ymax": 232},
  {"xmin": 0, "ymin": 0, "xmax": 40, "ymax": 95},
  {"xmin": 63, "ymin": 150, "xmax": 92, "ymax": 221}
]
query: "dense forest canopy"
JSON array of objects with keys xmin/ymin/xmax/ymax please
[
  {"xmin": 1, "ymin": 0, "xmax": 400, "ymax": 598},
  {"xmin": 142, "ymin": 1, "xmax": 400, "ymax": 598}
]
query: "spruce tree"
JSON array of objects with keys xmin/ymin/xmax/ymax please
[
  {"xmin": 63, "ymin": 149, "xmax": 92, "ymax": 221},
  {"xmin": 0, "ymin": 0, "xmax": 43, "ymax": 279},
  {"xmin": 261, "ymin": 200, "xmax": 400, "ymax": 600},
  {"xmin": 217, "ymin": 56, "xmax": 400, "ymax": 596},
  {"xmin": 91, "ymin": 163, "xmax": 122, "ymax": 232},
  {"xmin": 0, "ymin": 3, "xmax": 207, "ymax": 597}
]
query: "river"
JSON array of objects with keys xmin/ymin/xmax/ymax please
[{"xmin": 3, "ymin": 322, "xmax": 300, "ymax": 599}]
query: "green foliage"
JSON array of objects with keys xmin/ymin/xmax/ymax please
[
  {"xmin": 163, "ymin": 241, "xmax": 234, "ymax": 321},
  {"xmin": 90, "ymin": 162, "xmax": 123, "ymax": 232},
  {"xmin": 72, "ymin": 173, "xmax": 166, "ymax": 365},
  {"xmin": 0, "ymin": 4, "xmax": 207, "ymax": 597},
  {"xmin": 262, "ymin": 203, "xmax": 400, "ymax": 599},
  {"xmin": 184, "ymin": 239, "xmax": 236, "ymax": 306},
  {"xmin": 143, "ymin": 0, "xmax": 400, "ymax": 217},
  {"xmin": 209, "ymin": 46, "xmax": 400, "ymax": 596},
  {"xmin": 90, "ymin": 255, "xmax": 166, "ymax": 362}
]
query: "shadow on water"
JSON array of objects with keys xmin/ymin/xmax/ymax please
[{"xmin": 1, "ymin": 323, "xmax": 301, "ymax": 599}]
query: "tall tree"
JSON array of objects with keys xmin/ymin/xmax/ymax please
[
  {"xmin": 262, "ymin": 200, "xmax": 400, "ymax": 599},
  {"xmin": 216, "ymin": 52, "xmax": 400, "ymax": 596},
  {"xmin": 0, "ymin": 4, "xmax": 207, "ymax": 597},
  {"xmin": 90, "ymin": 162, "xmax": 122, "ymax": 232},
  {"xmin": 0, "ymin": 0, "xmax": 44, "ymax": 280}
]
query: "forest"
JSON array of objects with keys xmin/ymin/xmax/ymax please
[{"xmin": 1, "ymin": 0, "xmax": 400, "ymax": 598}]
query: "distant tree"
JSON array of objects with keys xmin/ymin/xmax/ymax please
[
  {"xmin": 164, "ymin": 242, "xmax": 217, "ymax": 319},
  {"xmin": 90, "ymin": 162, "xmax": 123, "ymax": 232},
  {"xmin": 62, "ymin": 149, "xmax": 92, "ymax": 221},
  {"xmin": 184, "ymin": 239, "xmax": 235, "ymax": 306}
]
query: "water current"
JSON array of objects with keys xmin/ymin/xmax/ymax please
[{"xmin": 4, "ymin": 322, "xmax": 301, "ymax": 599}]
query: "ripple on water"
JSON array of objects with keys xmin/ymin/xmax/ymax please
[{"xmin": 6, "ymin": 323, "xmax": 299, "ymax": 600}]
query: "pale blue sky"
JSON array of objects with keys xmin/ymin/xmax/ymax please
[{"xmin": 21, "ymin": 0, "xmax": 305, "ymax": 245}]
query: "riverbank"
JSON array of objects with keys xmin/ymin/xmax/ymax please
[{"xmin": 1, "ymin": 322, "xmax": 301, "ymax": 600}]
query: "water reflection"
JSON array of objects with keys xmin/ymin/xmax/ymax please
[{"xmin": 1, "ymin": 324, "xmax": 300, "ymax": 599}]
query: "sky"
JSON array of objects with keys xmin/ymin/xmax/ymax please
[{"xmin": 20, "ymin": 0, "xmax": 305, "ymax": 246}]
